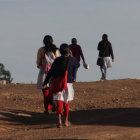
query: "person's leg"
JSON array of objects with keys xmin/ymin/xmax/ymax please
[
  {"xmin": 100, "ymin": 67, "xmax": 104, "ymax": 80},
  {"xmin": 58, "ymin": 114, "xmax": 62, "ymax": 128},
  {"xmin": 100, "ymin": 67, "xmax": 107, "ymax": 80},
  {"xmin": 63, "ymin": 101, "xmax": 70, "ymax": 126},
  {"xmin": 104, "ymin": 67, "xmax": 107, "ymax": 80},
  {"xmin": 73, "ymin": 68, "xmax": 78, "ymax": 82},
  {"xmin": 52, "ymin": 100, "xmax": 57, "ymax": 112},
  {"xmin": 42, "ymin": 88, "xmax": 52, "ymax": 114},
  {"xmin": 49, "ymin": 90, "xmax": 56, "ymax": 112},
  {"xmin": 56, "ymin": 101, "xmax": 63, "ymax": 128}
]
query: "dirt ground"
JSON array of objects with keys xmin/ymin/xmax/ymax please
[{"xmin": 0, "ymin": 79, "xmax": 140, "ymax": 140}]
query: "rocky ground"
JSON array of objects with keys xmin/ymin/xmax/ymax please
[{"xmin": 0, "ymin": 79, "xmax": 140, "ymax": 140}]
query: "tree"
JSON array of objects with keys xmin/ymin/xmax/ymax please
[{"xmin": 0, "ymin": 63, "xmax": 13, "ymax": 83}]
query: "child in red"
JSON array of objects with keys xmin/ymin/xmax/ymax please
[{"xmin": 44, "ymin": 43, "xmax": 80, "ymax": 128}]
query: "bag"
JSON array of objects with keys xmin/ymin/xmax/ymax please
[
  {"xmin": 42, "ymin": 56, "xmax": 52, "ymax": 73},
  {"xmin": 42, "ymin": 51, "xmax": 55, "ymax": 73},
  {"xmin": 96, "ymin": 57, "xmax": 104, "ymax": 67},
  {"xmin": 50, "ymin": 70, "xmax": 68, "ymax": 94},
  {"xmin": 83, "ymin": 63, "xmax": 89, "ymax": 69}
]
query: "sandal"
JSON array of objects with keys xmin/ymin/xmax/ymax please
[{"xmin": 64, "ymin": 121, "xmax": 71, "ymax": 127}]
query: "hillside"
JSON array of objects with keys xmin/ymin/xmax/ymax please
[{"xmin": 0, "ymin": 79, "xmax": 140, "ymax": 140}]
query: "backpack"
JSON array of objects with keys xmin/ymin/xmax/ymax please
[{"xmin": 42, "ymin": 51, "xmax": 56, "ymax": 73}]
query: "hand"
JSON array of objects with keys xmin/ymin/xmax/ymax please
[
  {"xmin": 69, "ymin": 50, "xmax": 73, "ymax": 57},
  {"xmin": 43, "ymin": 84, "xmax": 48, "ymax": 89},
  {"xmin": 112, "ymin": 59, "xmax": 114, "ymax": 62},
  {"xmin": 37, "ymin": 65, "xmax": 41, "ymax": 68}
]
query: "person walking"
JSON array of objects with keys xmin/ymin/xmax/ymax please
[
  {"xmin": 36, "ymin": 35, "xmax": 58, "ymax": 114},
  {"xmin": 97, "ymin": 34, "xmax": 114, "ymax": 80},
  {"xmin": 43, "ymin": 43, "xmax": 80, "ymax": 128},
  {"xmin": 69, "ymin": 38, "xmax": 87, "ymax": 82}
]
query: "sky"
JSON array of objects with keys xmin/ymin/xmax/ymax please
[{"xmin": 0, "ymin": 0, "xmax": 140, "ymax": 83}]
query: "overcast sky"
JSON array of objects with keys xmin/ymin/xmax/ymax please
[{"xmin": 0, "ymin": 0, "xmax": 140, "ymax": 83}]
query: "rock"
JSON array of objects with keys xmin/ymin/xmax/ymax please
[{"xmin": 17, "ymin": 113, "xmax": 32, "ymax": 117}]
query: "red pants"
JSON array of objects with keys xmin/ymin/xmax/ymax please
[
  {"xmin": 56, "ymin": 101, "xmax": 69, "ymax": 117},
  {"xmin": 42, "ymin": 88, "xmax": 53, "ymax": 111}
]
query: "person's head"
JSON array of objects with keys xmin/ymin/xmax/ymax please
[
  {"xmin": 60, "ymin": 43, "xmax": 70, "ymax": 56},
  {"xmin": 43, "ymin": 35, "xmax": 53, "ymax": 45},
  {"xmin": 102, "ymin": 34, "xmax": 108, "ymax": 41},
  {"xmin": 71, "ymin": 38, "xmax": 77, "ymax": 45}
]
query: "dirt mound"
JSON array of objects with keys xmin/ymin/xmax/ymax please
[{"xmin": 0, "ymin": 79, "xmax": 140, "ymax": 140}]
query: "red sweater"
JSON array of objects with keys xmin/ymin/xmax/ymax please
[{"xmin": 69, "ymin": 44, "xmax": 85, "ymax": 63}]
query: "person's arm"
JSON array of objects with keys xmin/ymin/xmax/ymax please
[
  {"xmin": 97, "ymin": 42, "xmax": 101, "ymax": 51},
  {"xmin": 69, "ymin": 50, "xmax": 73, "ymax": 57},
  {"xmin": 55, "ymin": 49, "xmax": 60, "ymax": 57},
  {"xmin": 79, "ymin": 46, "xmax": 85, "ymax": 63},
  {"xmin": 36, "ymin": 47, "xmax": 44, "ymax": 68},
  {"xmin": 109, "ymin": 43, "xmax": 114, "ymax": 61}
]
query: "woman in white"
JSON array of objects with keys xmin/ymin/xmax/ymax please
[
  {"xmin": 97, "ymin": 34, "xmax": 114, "ymax": 80},
  {"xmin": 36, "ymin": 35, "xmax": 59, "ymax": 113}
]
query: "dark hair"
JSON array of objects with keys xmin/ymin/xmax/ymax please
[
  {"xmin": 60, "ymin": 43, "xmax": 70, "ymax": 56},
  {"xmin": 43, "ymin": 35, "xmax": 57, "ymax": 53},
  {"xmin": 101, "ymin": 34, "xmax": 109, "ymax": 49},
  {"xmin": 43, "ymin": 35, "xmax": 53, "ymax": 45},
  {"xmin": 71, "ymin": 38, "xmax": 77, "ymax": 44},
  {"xmin": 102, "ymin": 34, "xmax": 108, "ymax": 41}
]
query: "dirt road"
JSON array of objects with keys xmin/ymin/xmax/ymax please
[{"xmin": 0, "ymin": 79, "xmax": 140, "ymax": 140}]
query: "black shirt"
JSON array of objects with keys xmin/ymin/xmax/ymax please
[
  {"xmin": 97, "ymin": 41, "xmax": 114, "ymax": 59},
  {"xmin": 44, "ymin": 56, "xmax": 80, "ymax": 84}
]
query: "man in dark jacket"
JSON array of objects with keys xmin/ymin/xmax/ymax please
[{"xmin": 69, "ymin": 38, "xmax": 86, "ymax": 82}]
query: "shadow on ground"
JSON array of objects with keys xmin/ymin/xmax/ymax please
[
  {"xmin": 70, "ymin": 108, "xmax": 140, "ymax": 127},
  {"xmin": 0, "ymin": 109, "xmax": 57, "ymax": 126},
  {"xmin": 0, "ymin": 108, "xmax": 140, "ymax": 128}
]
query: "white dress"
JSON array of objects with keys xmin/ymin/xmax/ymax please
[
  {"xmin": 37, "ymin": 68, "xmax": 47, "ymax": 89},
  {"xmin": 37, "ymin": 51, "xmax": 56, "ymax": 89},
  {"xmin": 53, "ymin": 83, "xmax": 74, "ymax": 103}
]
